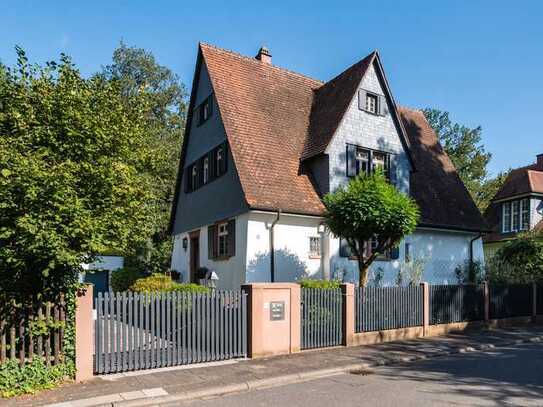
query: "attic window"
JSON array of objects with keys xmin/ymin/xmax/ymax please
[
  {"xmin": 366, "ymin": 93, "xmax": 378, "ymax": 114},
  {"xmin": 198, "ymin": 95, "xmax": 213, "ymax": 125}
]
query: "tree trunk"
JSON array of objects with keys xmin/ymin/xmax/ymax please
[{"xmin": 358, "ymin": 261, "xmax": 370, "ymax": 287}]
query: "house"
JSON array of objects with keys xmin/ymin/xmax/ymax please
[
  {"xmin": 483, "ymin": 154, "xmax": 543, "ymax": 258},
  {"xmin": 169, "ymin": 43, "xmax": 487, "ymax": 289}
]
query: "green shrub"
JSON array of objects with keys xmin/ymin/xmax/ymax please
[
  {"xmin": 111, "ymin": 266, "xmax": 145, "ymax": 292},
  {"xmin": 299, "ymin": 279, "xmax": 341, "ymax": 289},
  {"xmin": 0, "ymin": 358, "xmax": 75, "ymax": 398},
  {"xmin": 130, "ymin": 273, "xmax": 209, "ymax": 293}
]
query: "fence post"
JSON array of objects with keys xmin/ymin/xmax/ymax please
[
  {"xmin": 75, "ymin": 284, "xmax": 94, "ymax": 382},
  {"xmin": 242, "ymin": 283, "xmax": 301, "ymax": 358},
  {"xmin": 483, "ymin": 281, "xmax": 490, "ymax": 323},
  {"xmin": 341, "ymin": 284, "xmax": 355, "ymax": 346},
  {"xmin": 533, "ymin": 282, "xmax": 538, "ymax": 323},
  {"xmin": 421, "ymin": 282, "xmax": 429, "ymax": 337}
]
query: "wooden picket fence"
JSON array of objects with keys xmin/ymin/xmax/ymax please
[{"xmin": 0, "ymin": 297, "xmax": 66, "ymax": 366}]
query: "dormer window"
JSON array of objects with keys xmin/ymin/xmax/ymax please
[
  {"xmin": 347, "ymin": 145, "xmax": 391, "ymax": 181},
  {"xmin": 502, "ymin": 198, "xmax": 530, "ymax": 233},
  {"xmin": 366, "ymin": 93, "xmax": 378, "ymax": 114}
]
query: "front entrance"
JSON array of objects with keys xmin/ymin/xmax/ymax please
[{"xmin": 189, "ymin": 230, "xmax": 200, "ymax": 283}]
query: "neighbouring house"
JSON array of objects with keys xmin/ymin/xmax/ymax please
[
  {"xmin": 169, "ymin": 43, "xmax": 487, "ymax": 289},
  {"xmin": 483, "ymin": 154, "xmax": 543, "ymax": 259}
]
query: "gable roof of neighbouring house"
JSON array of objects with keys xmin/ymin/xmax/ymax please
[
  {"xmin": 170, "ymin": 43, "xmax": 487, "ymax": 233},
  {"xmin": 484, "ymin": 158, "xmax": 543, "ymax": 242}
]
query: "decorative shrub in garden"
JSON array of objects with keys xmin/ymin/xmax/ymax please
[
  {"xmin": 130, "ymin": 273, "xmax": 209, "ymax": 294},
  {"xmin": 299, "ymin": 279, "xmax": 341, "ymax": 289}
]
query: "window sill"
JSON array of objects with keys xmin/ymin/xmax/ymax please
[
  {"xmin": 211, "ymin": 255, "xmax": 232, "ymax": 262},
  {"xmin": 308, "ymin": 255, "xmax": 321, "ymax": 260}
]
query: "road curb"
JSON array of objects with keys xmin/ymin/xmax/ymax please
[{"xmin": 102, "ymin": 334, "xmax": 543, "ymax": 406}]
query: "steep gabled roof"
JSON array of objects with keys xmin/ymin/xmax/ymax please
[
  {"xmin": 302, "ymin": 52, "xmax": 414, "ymax": 168},
  {"xmin": 200, "ymin": 43, "xmax": 326, "ymax": 216},
  {"xmin": 170, "ymin": 43, "xmax": 486, "ymax": 234},
  {"xmin": 302, "ymin": 53, "xmax": 374, "ymax": 160},
  {"xmin": 399, "ymin": 108, "xmax": 488, "ymax": 232}
]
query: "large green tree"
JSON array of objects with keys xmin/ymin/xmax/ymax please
[
  {"xmin": 101, "ymin": 42, "xmax": 187, "ymax": 273},
  {"xmin": 423, "ymin": 108, "xmax": 493, "ymax": 209},
  {"xmin": 0, "ymin": 48, "xmax": 159, "ymax": 301},
  {"xmin": 323, "ymin": 172, "xmax": 420, "ymax": 286}
]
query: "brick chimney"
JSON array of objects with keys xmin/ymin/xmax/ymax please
[
  {"xmin": 537, "ymin": 153, "xmax": 543, "ymax": 170},
  {"xmin": 255, "ymin": 46, "xmax": 272, "ymax": 64}
]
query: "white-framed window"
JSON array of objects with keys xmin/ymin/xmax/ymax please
[
  {"xmin": 503, "ymin": 198, "xmax": 531, "ymax": 233},
  {"xmin": 191, "ymin": 165, "xmax": 198, "ymax": 191},
  {"xmin": 309, "ymin": 236, "xmax": 321, "ymax": 258},
  {"xmin": 216, "ymin": 147, "xmax": 223, "ymax": 177},
  {"xmin": 365, "ymin": 93, "xmax": 378, "ymax": 114},
  {"xmin": 203, "ymin": 157, "xmax": 209, "ymax": 184},
  {"xmin": 356, "ymin": 148, "xmax": 370, "ymax": 175},
  {"xmin": 198, "ymin": 95, "xmax": 212, "ymax": 125},
  {"xmin": 217, "ymin": 222, "xmax": 228, "ymax": 257},
  {"xmin": 521, "ymin": 198, "xmax": 530, "ymax": 230}
]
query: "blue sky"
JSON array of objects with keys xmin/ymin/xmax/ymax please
[{"xmin": 2, "ymin": 1, "xmax": 542, "ymax": 176}]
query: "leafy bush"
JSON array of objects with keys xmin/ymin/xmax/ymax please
[
  {"xmin": 111, "ymin": 266, "xmax": 146, "ymax": 292},
  {"xmin": 130, "ymin": 273, "xmax": 209, "ymax": 293},
  {"xmin": 299, "ymin": 279, "xmax": 341, "ymax": 289},
  {"xmin": 0, "ymin": 358, "xmax": 75, "ymax": 398},
  {"xmin": 487, "ymin": 232, "xmax": 543, "ymax": 284},
  {"xmin": 454, "ymin": 260, "xmax": 485, "ymax": 284}
]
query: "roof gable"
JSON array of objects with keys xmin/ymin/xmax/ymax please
[
  {"xmin": 200, "ymin": 43, "xmax": 326, "ymax": 216},
  {"xmin": 302, "ymin": 53, "xmax": 414, "ymax": 169}
]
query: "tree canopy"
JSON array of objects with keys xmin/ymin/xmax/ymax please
[
  {"xmin": 0, "ymin": 48, "xmax": 163, "ymax": 301},
  {"xmin": 101, "ymin": 42, "xmax": 187, "ymax": 274},
  {"xmin": 323, "ymin": 172, "xmax": 420, "ymax": 286},
  {"xmin": 422, "ymin": 108, "xmax": 503, "ymax": 211}
]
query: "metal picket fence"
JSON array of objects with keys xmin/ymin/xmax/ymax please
[
  {"xmin": 301, "ymin": 288, "xmax": 343, "ymax": 350},
  {"xmin": 429, "ymin": 285, "xmax": 485, "ymax": 325},
  {"xmin": 489, "ymin": 284, "xmax": 533, "ymax": 319},
  {"xmin": 355, "ymin": 286, "xmax": 423, "ymax": 333},
  {"xmin": 94, "ymin": 291, "xmax": 247, "ymax": 374}
]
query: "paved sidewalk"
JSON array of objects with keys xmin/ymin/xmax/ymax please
[{"xmin": 5, "ymin": 325, "xmax": 543, "ymax": 407}]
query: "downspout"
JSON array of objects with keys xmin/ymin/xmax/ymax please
[
  {"xmin": 469, "ymin": 233, "xmax": 483, "ymax": 265},
  {"xmin": 469, "ymin": 233, "xmax": 483, "ymax": 283},
  {"xmin": 269, "ymin": 210, "xmax": 281, "ymax": 283}
]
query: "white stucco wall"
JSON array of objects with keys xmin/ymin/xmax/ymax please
[
  {"xmin": 245, "ymin": 212, "xmax": 325, "ymax": 283},
  {"xmin": 171, "ymin": 213, "xmax": 249, "ymax": 290},
  {"xmin": 330, "ymin": 228, "xmax": 484, "ymax": 286}
]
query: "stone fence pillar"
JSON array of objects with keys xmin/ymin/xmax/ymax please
[
  {"xmin": 75, "ymin": 284, "xmax": 94, "ymax": 382},
  {"xmin": 242, "ymin": 283, "xmax": 301, "ymax": 358}
]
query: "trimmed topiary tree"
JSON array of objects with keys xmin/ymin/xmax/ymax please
[{"xmin": 323, "ymin": 171, "xmax": 420, "ymax": 286}]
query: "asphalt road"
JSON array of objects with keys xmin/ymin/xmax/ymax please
[{"xmin": 178, "ymin": 342, "xmax": 543, "ymax": 406}]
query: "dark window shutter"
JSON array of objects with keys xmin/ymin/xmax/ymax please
[
  {"xmin": 208, "ymin": 95, "xmax": 213, "ymax": 117},
  {"xmin": 390, "ymin": 246, "xmax": 400, "ymax": 260},
  {"xmin": 185, "ymin": 166, "xmax": 192, "ymax": 193},
  {"xmin": 389, "ymin": 155, "xmax": 397, "ymax": 186},
  {"xmin": 208, "ymin": 151, "xmax": 215, "ymax": 181},
  {"xmin": 358, "ymin": 89, "xmax": 367, "ymax": 111},
  {"xmin": 346, "ymin": 144, "xmax": 357, "ymax": 177},
  {"xmin": 220, "ymin": 142, "xmax": 228, "ymax": 175},
  {"xmin": 227, "ymin": 219, "xmax": 236, "ymax": 257},
  {"xmin": 379, "ymin": 95, "xmax": 388, "ymax": 116},
  {"xmin": 208, "ymin": 225, "xmax": 216, "ymax": 259},
  {"xmin": 197, "ymin": 158, "xmax": 204, "ymax": 187}
]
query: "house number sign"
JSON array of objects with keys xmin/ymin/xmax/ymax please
[{"xmin": 270, "ymin": 301, "xmax": 285, "ymax": 321}]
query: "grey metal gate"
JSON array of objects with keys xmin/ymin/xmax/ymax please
[
  {"xmin": 301, "ymin": 288, "xmax": 343, "ymax": 350},
  {"xmin": 94, "ymin": 290, "xmax": 247, "ymax": 374}
]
